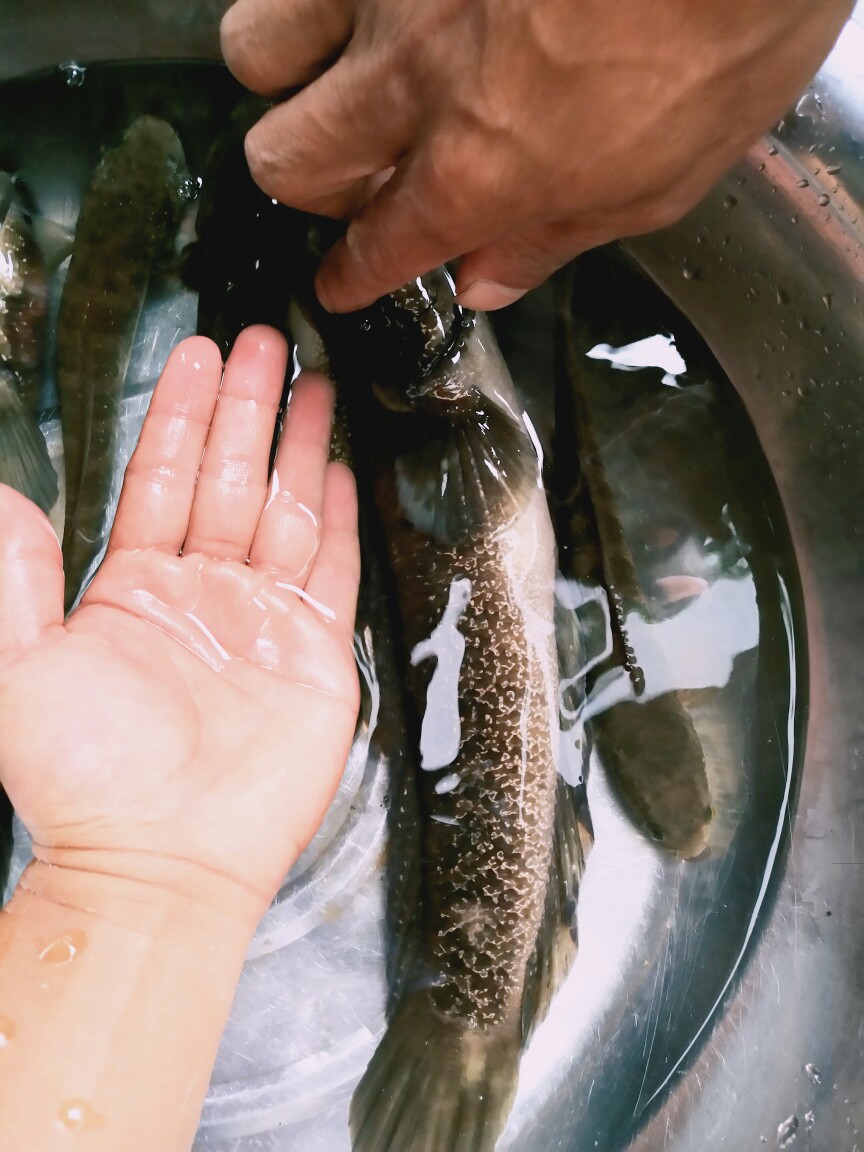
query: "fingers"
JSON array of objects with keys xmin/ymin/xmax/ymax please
[
  {"xmin": 244, "ymin": 56, "xmax": 411, "ymax": 213},
  {"xmin": 304, "ymin": 462, "xmax": 360, "ymax": 638},
  {"xmin": 109, "ymin": 337, "xmax": 224, "ymax": 554},
  {"xmin": 315, "ymin": 155, "xmax": 503, "ymax": 312},
  {"xmin": 249, "ymin": 372, "xmax": 335, "ymax": 580},
  {"xmin": 220, "ymin": 0, "xmax": 355, "ymax": 94},
  {"xmin": 183, "ymin": 327, "xmax": 288, "ymax": 562},
  {"xmin": 0, "ymin": 485, "xmax": 63, "ymax": 655},
  {"xmin": 455, "ymin": 219, "xmax": 597, "ymax": 310}
]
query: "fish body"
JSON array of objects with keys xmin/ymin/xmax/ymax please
[
  {"xmin": 183, "ymin": 97, "xmax": 307, "ymax": 357},
  {"xmin": 57, "ymin": 115, "xmax": 188, "ymax": 610},
  {"xmin": 554, "ymin": 267, "xmax": 712, "ymax": 858},
  {"xmin": 0, "ymin": 173, "xmax": 59, "ymax": 513},
  {"xmin": 296, "ymin": 269, "xmax": 590, "ymax": 1152}
]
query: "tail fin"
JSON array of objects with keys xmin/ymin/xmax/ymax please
[
  {"xmin": 350, "ymin": 992, "xmax": 521, "ymax": 1152},
  {"xmin": 0, "ymin": 380, "xmax": 58, "ymax": 514}
]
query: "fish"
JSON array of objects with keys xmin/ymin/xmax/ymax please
[
  {"xmin": 553, "ymin": 264, "xmax": 712, "ymax": 859},
  {"xmin": 56, "ymin": 115, "xmax": 190, "ymax": 611},
  {"xmin": 292, "ymin": 260, "xmax": 592, "ymax": 1152},
  {"xmin": 0, "ymin": 172, "xmax": 64, "ymax": 514},
  {"xmin": 182, "ymin": 96, "xmax": 307, "ymax": 358}
]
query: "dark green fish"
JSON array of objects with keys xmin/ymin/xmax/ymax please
[
  {"xmin": 57, "ymin": 115, "xmax": 189, "ymax": 611},
  {"xmin": 0, "ymin": 172, "xmax": 62, "ymax": 514},
  {"xmin": 554, "ymin": 265, "xmax": 712, "ymax": 859},
  {"xmin": 293, "ymin": 267, "xmax": 591, "ymax": 1152},
  {"xmin": 182, "ymin": 96, "xmax": 307, "ymax": 357}
]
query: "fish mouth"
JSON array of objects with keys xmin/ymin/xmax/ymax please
[
  {"xmin": 673, "ymin": 825, "xmax": 712, "ymax": 861},
  {"xmin": 641, "ymin": 803, "xmax": 713, "ymax": 861}
]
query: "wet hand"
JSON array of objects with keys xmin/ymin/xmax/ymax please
[
  {"xmin": 0, "ymin": 327, "xmax": 360, "ymax": 927},
  {"xmin": 221, "ymin": 0, "xmax": 851, "ymax": 312}
]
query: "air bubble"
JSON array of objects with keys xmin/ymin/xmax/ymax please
[{"xmin": 58, "ymin": 62, "xmax": 87, "ymax": 87}]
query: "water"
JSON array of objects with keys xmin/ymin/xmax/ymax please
[{"xmin": 0, "ymin": 63, "xmax": 805, "ymax": 1152}]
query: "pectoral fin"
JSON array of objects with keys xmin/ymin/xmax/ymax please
[{"xmin": 395, "ymin": 393, "xmax": 537, "ymax": 545}]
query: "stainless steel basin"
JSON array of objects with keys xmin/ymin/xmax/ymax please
[{"xmin": 1, "ymin": 4, "xmax": 861, "ymax": 1150}]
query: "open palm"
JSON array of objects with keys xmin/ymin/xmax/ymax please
[{"xmin": 0, "ymin": 328, "xmax": 360, "ymax": 911}]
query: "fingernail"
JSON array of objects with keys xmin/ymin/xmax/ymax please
[{"xmin": 456, "ymin": 281, "xmax": 527, "ymax": 311}]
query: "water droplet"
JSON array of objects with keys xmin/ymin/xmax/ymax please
[
  {"xmin": 776, "ymin": 288, "xmax": 790, "ymax": 306},
  {"xmin": 826, "ymin": 164, "xmax": 842, "ymax": 175},
  {"xmin": 804, "ymin": 1110, "xmax": 815, "ymax": 1131},
  {"xmin": 822, "ymin": 294, "xmax": 832, "ymax": 311},
  {"xmin": 795, "ymin": 91, "xmax": 825, "ymax": 122},
  {"xmin": 681, "ymin": 261, "xmax": 701, "ymax": 281},
  {"xmin": 0, "ymin": 1015, "xmax": 15, "ymax": 1047},
  {"xmin": 723, "ymin": 194, "xmax": 738, "ymax": 209},
  {"xmin": 805, "ymin": 1062, "xmax": 822, "ymax": 1085},
  {"xmin": 38, "ymin": 930, "xmax": 86, "ymax": 965},
  {"xmin": 768, "ymin": 145, "xmax": 779, "ymax": 156},
  {"xmin": 797, "ymin": 179, "xmax": 810, "ymax": 189},
  {"xmin": 177, "ymin": 175, "xmax": 201, "ymax": 206},
  {"xmin": 818, "ymin": 193, "xmax": 830, "ymax": 207},
  {"xmin": 777, "ymin": 1114, "xmax": 799, "ymax": 1147},
  {"xmin": 58, "ymin": 1100, "xmax": 101, "ymax": 1130},
  {"xmin": 58, "ymin": 61, "xmax": 86, "ymax": 87}
]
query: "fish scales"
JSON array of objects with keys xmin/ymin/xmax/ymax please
[{"xmin": 381, "ymin": 489, "xmax": 559, "ymax": 1028}]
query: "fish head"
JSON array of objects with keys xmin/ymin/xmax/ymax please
[{"xmin": 122, "ymin": 115, "xmax": 187, "ymax": 174}]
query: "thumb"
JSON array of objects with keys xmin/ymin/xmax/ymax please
[
  {"xmin": 454, "ymin": 218, "xmax": 597, "ymax": 311},
  {"xmin": 0, "ymin": 485, "xmax": 64, "ymax": 657}
]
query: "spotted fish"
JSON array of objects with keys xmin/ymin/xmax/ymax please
[
  {"xmin": 293, "ymin": 262, "xmax": 591, "ymax": 1152},
  {"xmin": 0, "ymin": 172, "xmax": 65, "ymax": 514},
  {"xmin": 554, "ymin": 264, "xmax": 712, "ymax": 858},
  {"xmin": 56, "ymin": 115, "xmax": 189, "ymax": 611}
]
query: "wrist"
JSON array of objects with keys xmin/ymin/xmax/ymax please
[
  {"xmin": 0, "ymin": 860, "xmax": 256, "ymax": 1151},
  {"xmin": 20, "ymin": 851, "xmax": 266, "ymax": 945}
]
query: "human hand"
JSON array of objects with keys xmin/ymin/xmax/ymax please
[
  {"xmin": 0, "ymin": 327, "xmax": 360, "ymax": 928},
  {"xmin": 221, "ymin": 0, "xmax": 852, "ymax": 313}
]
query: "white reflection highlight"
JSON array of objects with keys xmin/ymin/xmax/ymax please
[
  {"xmin": 587, "ymin": 334, "xmax": 687, "ymax": 388},
  {"xmin": 411, "ymin": 577, "xmax": 472, "ymax": 771}
]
